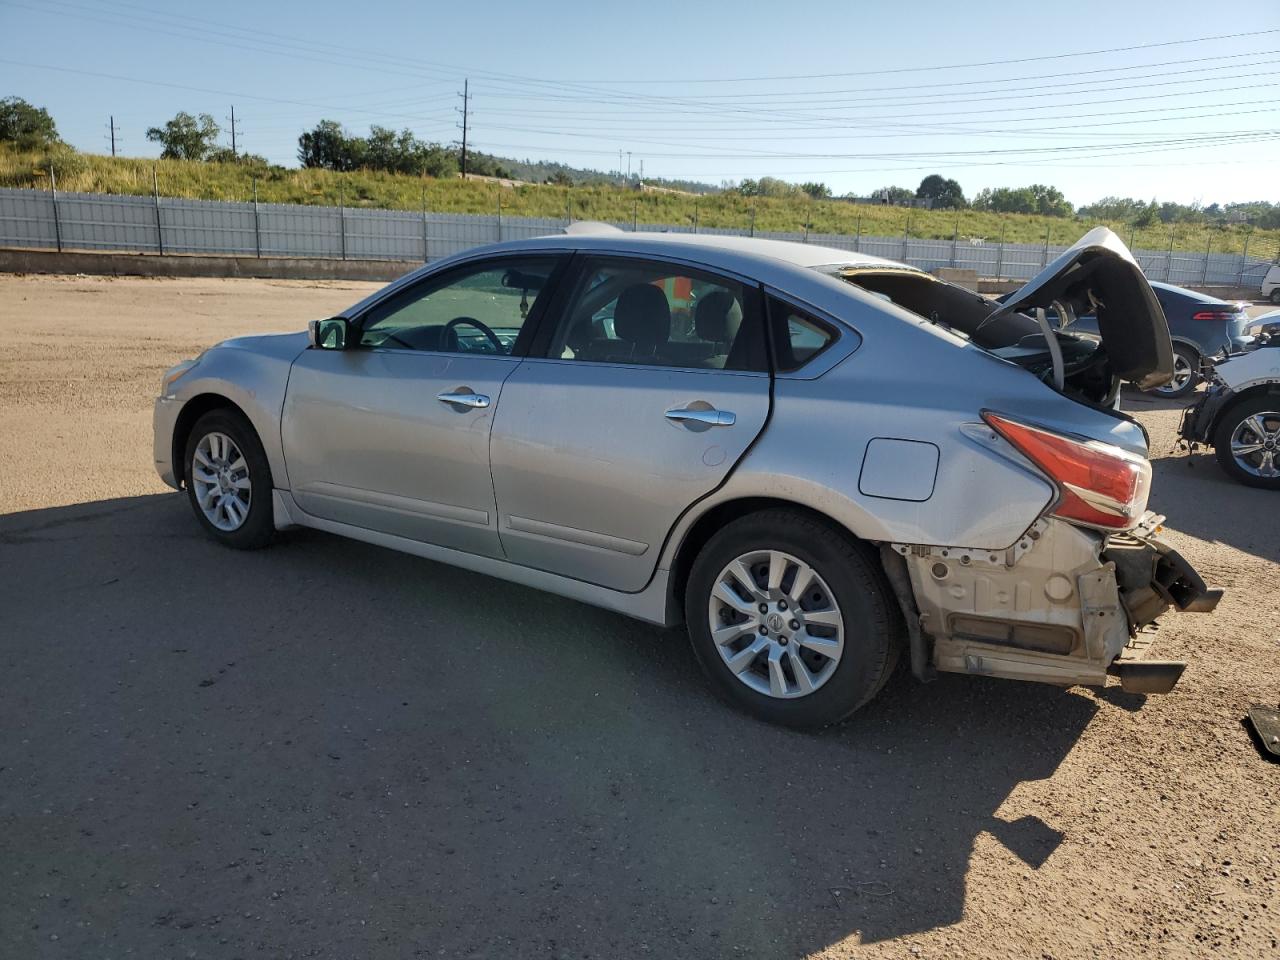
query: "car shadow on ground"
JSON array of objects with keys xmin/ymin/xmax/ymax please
[
  {"xmin": 1, "ymin": 494, "xmax": 1101, "ymax": 958},
  {"xmin": 1147, "ymin": 448, "xmax": 1278, "ymax": 564}
]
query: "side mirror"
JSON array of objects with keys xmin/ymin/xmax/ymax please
[{"xmin": 308, "ymin": 317, "xmax": 350, "ymax": 350}]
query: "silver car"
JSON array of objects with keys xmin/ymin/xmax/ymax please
[{"xmin": 154, "ymin": 226, "xmax": 1221, "ymax": 727}]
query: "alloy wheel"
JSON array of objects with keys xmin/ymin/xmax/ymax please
[
  {"xmin": 707, "ymin": 549, "xmax": 845, "ymax": 699},
  {"xmin": 1153, "ymin": 351, "xmax": 1194, "ymax": 396},
  {"xmin": 1229, "ymin": 411, "xmax": 1280, "ymax": 479},
  {"xmin": 191, "ymin": 431, "xmax": 252, "ymax": 531}
]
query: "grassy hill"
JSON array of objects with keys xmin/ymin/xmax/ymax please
[{"xmin": 2, "ymin": 147, "xmax": 1276, "ymax": 258}]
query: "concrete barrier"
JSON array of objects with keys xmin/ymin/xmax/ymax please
[{"xmin": 0, "ymin": 247, "xmax": 420, "ymax": 282}]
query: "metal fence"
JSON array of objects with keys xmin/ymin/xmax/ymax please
[{"xmin": 1, "ymin": 187, "xmax": 1274, "ymax": 290}]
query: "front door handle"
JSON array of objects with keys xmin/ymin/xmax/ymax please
[
  {"xmin": 437, "ymin": 390, "xmax": 491, "ymax": 409},
  {"xmin": 665, "ymin": 406, "xmax": 736, "ymax": 427}
]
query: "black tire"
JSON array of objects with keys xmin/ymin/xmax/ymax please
[
  {"xmin": 1212, "ymin": 396, "xmax": 1280, "ymax": 490},
  {"xmin": 183, "ymin": 408, "xmax": 276, "ymax": 549},
  {"xmin": 684, "ymin": 509, "xmax": 901, "ymax": 729},
  {"xmin": 1145, "ymin": 343, "xmax": 1199, "ymax": 399},
  {"xmin": 1269, "ymin": 289, "xmax": 1280, "ymax": 305}
]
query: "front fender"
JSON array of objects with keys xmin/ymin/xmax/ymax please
[{"xmin": 165, "ymin": 338, "xmax": 305, "ymax": 490}]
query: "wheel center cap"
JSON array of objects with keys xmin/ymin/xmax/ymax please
[{"xmin": 765, "ymin": 612, "xmax": 785, "ymax": 632}]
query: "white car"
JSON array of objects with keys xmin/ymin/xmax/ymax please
[{"xmin": 1263, "ymin": 263, "xmax": 1280, "ymax": 305}]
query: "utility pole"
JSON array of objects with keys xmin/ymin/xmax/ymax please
[
  {"xmin": 226, "ymin": 105, "xmax": 240, "ymax": 159},
  {"xmin": 457, "ymin": 79, "xmax": 471, "ymax": 178},
  {"xmin": 638, "ymin": 158, "xmax": 643, "ymax": 183},
  {"xmin": 626, "ymin": 151, "xmax": 631, "ymax": 181},
  {"xmin": 618, "ymin": 149, "xmax": 623, "ymax": 184},
  {"xmin": 106, "ymin": 115, "xmax": 118, "ymax": 157}
]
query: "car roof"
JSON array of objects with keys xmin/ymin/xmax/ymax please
[
  {"xmin": 341, "ymin": 228, "xmax": 922, "ymax": 322},
  {"xmin": 1148, "ymin": 280, "xmax": 1229, "ymax": 304},
  {"xmin": 470, "ymin": 229, "xmax": 910, "ymax": 274}
]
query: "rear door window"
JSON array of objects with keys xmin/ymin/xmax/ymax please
[{"xmin": 543, "ymin": 257, "xmax": 767, "ymax": 372}]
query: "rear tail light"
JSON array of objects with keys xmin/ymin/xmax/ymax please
[
  {"xmin": 1191, "ymin": 309, "xmax": 1239, "ymax": 322},
  {"xmin": 982, "ymin": 412, "xmax": 1151, "ymax": 530}
]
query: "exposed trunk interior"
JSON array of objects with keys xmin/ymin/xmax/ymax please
[{"xmin": 836, "ymin": 268, "xmax": 1120, "ymax": 407}]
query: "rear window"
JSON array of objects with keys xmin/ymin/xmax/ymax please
[{"xmin": 767, "ymin": 296, "xmax": 839, "ymax": 372}]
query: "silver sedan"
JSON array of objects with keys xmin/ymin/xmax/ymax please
[{"xmin": 155, "ymin": 226, "xmax": 1220, "ymax": 727}]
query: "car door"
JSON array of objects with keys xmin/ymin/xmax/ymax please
[
  {"xmin": 281, "ymin": 253, "xmax": 568, "ymax": 558},
  {"xmin": 489, "ymin": 254, "xmax": 772, "ymax": 592}
]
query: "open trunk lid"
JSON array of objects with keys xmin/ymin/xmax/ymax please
[{"xmin": 985, "ymin": 227, "xmax": 1173, "ymax": 391}]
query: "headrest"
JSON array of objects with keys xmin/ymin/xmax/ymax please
[
  {"xmin": 694, "ymin": 291, "xmax": 742, "ymax": 344},
  {"xmin": 613, "ymin": 283, "xmax": 671, "ymax": 351}
]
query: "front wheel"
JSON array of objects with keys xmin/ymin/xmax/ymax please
[
  {"xmin": 1269, "ymin": 288, "xmax": 1280, "ymax": 305},
  {"xmin": 684, "ymin": 509, "xmax": 900, "ymax": 729},
  {"xmin": 184, "ymin": 409, "xmax": 276, "ymax": 548},
  {"xmin": 1145, "ymin": 344, "xmax": 1199, "ymax": 399},
  {"xmin": 1212, "ymin": 397, "xmax": 1280, "ymax": 489}
]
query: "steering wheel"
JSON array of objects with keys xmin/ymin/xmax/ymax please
[{"xmin": 444, "ymin": 316, "xmax": 504, "ymax": 353}]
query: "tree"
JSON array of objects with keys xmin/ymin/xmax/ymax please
[
  {"xmin": 915, "ymin": 174, "xmax": 966, "ymax": 209},
  {"xmin": 544, "ymin": 169, "xmax": 572, "ymax": 186},
  {"xmin": 800, "ymin": 182, "xmax": 831, "ymax": 199},
  {"xmin": 0, "ymin": 97, "xmax": 59, "ymax": 148},
  {"xmin": 737, "ymin": 178, "xmax": 760, "ymax": 197},
  {"xmin": 298, "ymin": 119, "xmax": 356, "ymax": 170},
  {"xmin": 146, "ymin": 112, "xmax": 220, "ymax": 161},
  {"xmin": 972, "ymin": 184, "xmax": 1072, "ymax": 217}
]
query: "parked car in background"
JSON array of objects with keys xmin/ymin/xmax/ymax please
[
  {"xmin": 1246, "ymin": 308, "xmax": 1280, "ymax": 342},
  {"xmin": 1058, "ymin": 282, "xmax": 1253, "ymax": 398},
  {"xmin": 1262, "ymin": 263, "xmax": 1280, "ymax": 305},
  {"xmin": 154, "ymin": 226, "xmax": 1220, "ymax": 728},
  {"xmin": 1182, "ymin": 337, "xmax": 1280, "ymax": 488}
]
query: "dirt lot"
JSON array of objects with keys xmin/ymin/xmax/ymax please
[{"xmin": 1, "ymin": 274, "xmax": 1277, "ymax": 959}]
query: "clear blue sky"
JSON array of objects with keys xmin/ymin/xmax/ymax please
[{"xmin": 1, "ymin": 0, "xmax": 1277, "ymax": 206}]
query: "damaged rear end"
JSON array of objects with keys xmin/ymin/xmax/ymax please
[{"xmin": 845, "ymin": 228, "xmax": 1221, "ymax": 694}]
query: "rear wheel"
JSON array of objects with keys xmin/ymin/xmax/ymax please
[
  {"xmin": 1212, "ymin": 397, "xmax": 1280, "ymax": 489},
  {"xmin": 183, "ymin": 409, "xmax": 276, "ymax": 549},
  {"xmin": 684, "ymin": 509, "xmax": 900, "ymax": 729},
  {"xmin": 1145, "ymin": 344, "xmax": 1198, "ymax": 399},
  {"xmin": 1269, "ymin": 289, "xmax": 1280, "ymax": 305}
]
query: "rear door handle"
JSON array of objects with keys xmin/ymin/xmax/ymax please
[
  {"xmin": 665, "ymin": 406, "xmax": 736, "ymax": 427},
  {"xmin": 437, "ymin": 390, "xmax": 491, "ymax": 409}
]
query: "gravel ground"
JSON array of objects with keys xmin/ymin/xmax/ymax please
[{"xmin": 1, "ymin": 274, "xmax": 1277, "ymax": 959}]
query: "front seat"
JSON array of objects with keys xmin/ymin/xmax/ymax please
[
  {"xmin": 693, "ymin": 290, "xmax": 742, "ymax": 367},
  {"xmin": 609, "ymin": 283, "xmax": 671, "ymax": 362}
]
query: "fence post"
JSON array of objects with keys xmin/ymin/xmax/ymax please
[
  {"xmin": 632, "ymin": 198, "xmax": 637, "ymax": 231},
  {"xmin": 1201, "ymin": 233, "xmax": 1212, "ymax": 284},
  {"xmin": 692, "ymin": 199, "xmax": 698, "ymax": 234},
  {"xmin": 1164, "ymin": 228, "xmax": 1175, "ymax": 282},
  {"xmin": 803, "ymin": 198, "xmax": 812, "ymax": 243},
  {"xmin": 994, "ymin": 225, "xmax": 1006, "ymax": 280},
  {"xmin": 152, "ymin": 167, "xmax": 164, "ymax": 255},
  {"xmin": 421, "ymin": 186, "xmax": 428, "ymax": 263},
  {"xmin": 749, "ymin": 204, "xmax": 756, "ymax": 237},
  {"xmin": 338, "ymin": 181, "xmax": 346, "ymax": 261},
  {"xmin": 854, "ymin": 216, "xmax": 861, "ymax": 252},
  {"xmin": 1236, "ymin": 232, "xmax": 1250, "ymax": 286},
  {"xmin": 48, "ymin": 166, "xmax": 62, "ymax": 254},
  {"xmin": 566, "ymin": 194, "xmax": 572, "ymax": 227},
  {"xmin": 496, "ymin": 190, "xmax": 502, "ymax": 243},
  {"xmin": 950, "ymin": 213, "xmax": 959, "ymax": 268},
  {"xmin": 252, "ymin": 178, "xmax": 261, "ymax": 258},
  {"xmin": 901, "ymin": 215, "xmax": 910, "ymax": 261},
  {"xmin": 1042, "ymin": 225, "xmax": 1051, "ymax": 267}
]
